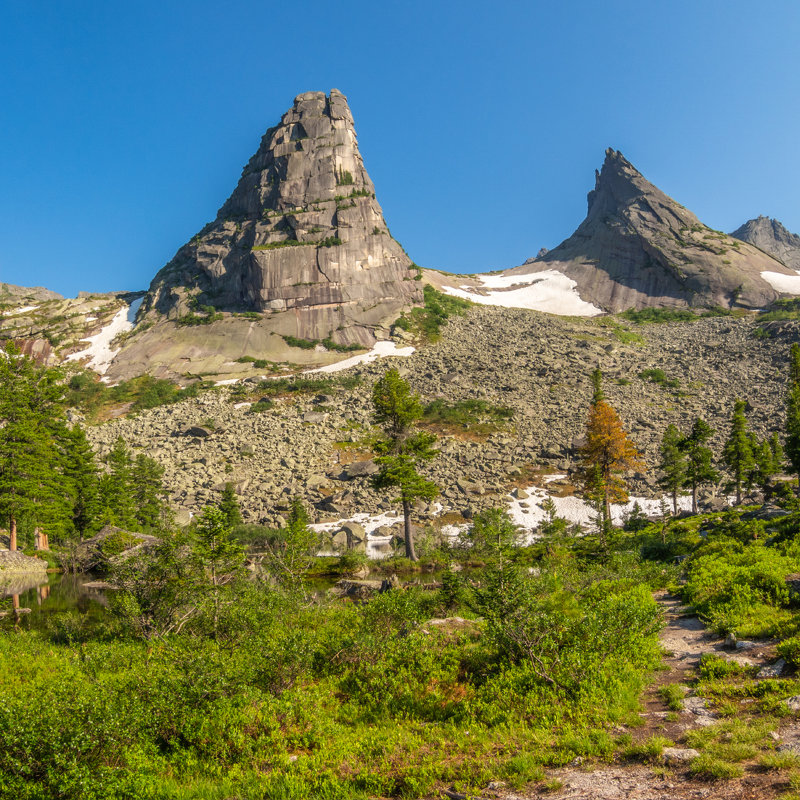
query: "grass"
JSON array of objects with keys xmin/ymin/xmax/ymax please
[
  {"xmin": 394, "ymin": 284, "xmax": 471, "ymax": 342},
  {"xmin": 421, "ymin": 398, "xmax": 513, "ymax": 435},
  {"xmin": 759, "ymin": 298, "xmax": 800, "ymax": 322},
  {"xmin": 281, "ymin": 334, "xmax": 364, "ymax": 353},
  {"xmin": 659, "ymin": 683, "xmax": 685, "ymax": 711},
  {"xmin": 66, "ymin": 370, "xmax": 210, "ymax": 421},
  {"xmin": 638, "ymin": 368, "xmax": 681, "ymax": 390}
]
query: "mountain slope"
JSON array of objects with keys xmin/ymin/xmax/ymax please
[
  {"xmin": 506, "ymin": 149, "xmax": 794, "ymax": 312},
  {"xmin": 731, "ymin": 216, "xmax": 800, "ymax": 271}
]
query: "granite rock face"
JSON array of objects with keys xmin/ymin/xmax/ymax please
[
  {"xmin": 128, "ymin": 90, "xmax": 421, "ymax": 374},
  {"xmin": 508, "ymin": 149, "xmax": 794, "ymax": 312},
  {"xmin": 731, "ymin": 216, "xmax": 800, "ymax": 271}
]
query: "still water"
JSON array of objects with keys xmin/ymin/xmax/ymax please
[{"xmin": 0, "ymin": 572, "xmax": 108, "ymax": 629}]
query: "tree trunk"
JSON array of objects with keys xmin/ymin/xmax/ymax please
[
  {"xmin": 402, "ymin": 499, "xmax": 417, "ymax": 562},
  {"xmin": 692, "ymin": 484, "xmax": 698, "ymax": 514},
  {"xmin": 735, "ymin": 476, "xmax": 742, "ymax": 505},
  {"xmin": 672, "ymin": 488, "xmax": 678, "ymax": 516},
  {"xmin": 9, "ymin": 517, "xmax": 17, "ymax": 552}
]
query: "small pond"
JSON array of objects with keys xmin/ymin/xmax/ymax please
[{"xmin": 0, "ymin": 572, "xmax": 109, "ymax": 628}]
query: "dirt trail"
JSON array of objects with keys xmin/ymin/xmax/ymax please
[{"xmin": 474, "ymin": 592, "xmax": 795, "ymax": 800}]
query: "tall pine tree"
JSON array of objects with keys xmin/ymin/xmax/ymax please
[
  {"xmin": 658, "ymin": 424, "xmax": 687, "ymax": 515},
  {"xmin": 722, "ymin": 400, "xmax": 755, "ymax": 504},
  {"xmin": 786, "ymin": 344, "xmax": 800, "ymax": 490},
  {"xmin": 0, "ymin": 345, "xmax": 70, "ymax": 549},
  {"xmin": 371, "ymin": 368, "xmax": 438, "ymax": 561},
  {"xmin": 683, "ymin": 417, "xmax": 719, "ymax": 513}
]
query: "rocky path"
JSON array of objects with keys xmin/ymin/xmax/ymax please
[{"xmin": 464, "ymin": 592, "xmax": 796, "ymax": 800}]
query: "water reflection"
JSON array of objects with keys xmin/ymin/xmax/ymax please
[{"xmin": 0, "ymin": 573, "xmax": 109, "ymax": 629}]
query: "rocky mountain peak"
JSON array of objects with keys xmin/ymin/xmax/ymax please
[
  {"xmin": 506, "ymin": 148, "xmax": 793, "ymax": 312},
  {"xmin": 116, "ymin": 90, "xmax": 421, "ymax": 379},
  {"xmin": 217, "ymin": 89, "xmax": 375, "ymax": 220},
  {"xmin": 731, "ymin": 216, "xmax": 800, "ymax": 271}
]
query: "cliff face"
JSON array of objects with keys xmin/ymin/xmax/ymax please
[
  {"xmin": 508, "ymin": 149, "xmax": 794, "ymax": 312},
  {"xmin": 114, "ymin": 90, "xmax": 421, "ymax": 379},
  {"xmin": 732, "ymin": 216, "xmax": 800, "ymax": 272}
]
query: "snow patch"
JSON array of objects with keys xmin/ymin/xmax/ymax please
[
  {"xmin": 441, "ymin": 270, "xmax": 602, "ymax": 316},
  {"xmin": 2, "ymin": 305, "xmax": 39, "ymax": 316},
  {"xmin": 215, "ymin": 378, "xmax": 240, "ymax": 386},
  {"xmin": 312, "ymin": 510, "xmax": 405, "ymax": 559},
  {"xmin": 761, "ymin": 270, "xmax": 800, "ymax": 294},
  {"xmin": 507, "ymin": 486, "xmax": 694, "ymax": 537},
  {"xmin": 306, "ymin": 340, "xmax": 415, "ymax": 374},
  {"xmin": 66, "ymin": 305, "xmax": 134, "ymax": 374}
]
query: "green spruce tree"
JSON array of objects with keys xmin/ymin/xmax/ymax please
[
  {"xmin": 130, "ymin": 453, "xmax": 169, "ymax": 531},
  {"xmin": 98, "ymin": 437, "xmax": 138, "ymax": 529},
  {"xmin": 218, "ymin": 482, "xmax": 243, "ymax": 528},
  {"xmin": 0, "ymin": 345, "xmax": 70, "ymax": 549},
  {"xmin": 786, "ymin": 344, "xmax": 800, "ymax": 490},
  {"xmin": 722, "ymin": 400, "xmax": 755, "ymax": 504},
  {"xmin": 683, "ymin": 417, "xmax": 719, "ymax": 513},
  {"xmin": 658, "ymin": 423, "xmax": 687, "ymax": 515},
  {"xmin": 61, "ymin": 423, "xmax": 101, "ymax": 540},
  {"xmin": 371, "ymin": 368, "xmax": 438, "ymax": 561}
]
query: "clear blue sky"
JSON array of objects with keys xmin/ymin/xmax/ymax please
[{"xmin": 2, "ymin": 0, "xmax": 799, "ymax": 297}]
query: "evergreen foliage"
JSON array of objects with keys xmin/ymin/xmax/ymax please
[
  {"xmin": 658, "ymin": 424, "xmax": 687, "ymax": 514},
  {"xmin": 722, "ymin": 400, "xmax": 756, "ymax": 504},
  {"xmin": 0, "ymin": 344, "xmax": 71, "ymax": 548},
  {"xmin": 371, "ymin": 368, "xmax": 439, "ymax": 560},
  {"xmin": 218, "ymin": 482, "xmax": 243, "ymax": 528},
  {"xmin": 682, "ymin": 418, "xmax": 719, "ymax": 513},
  {"xmin": 786, "ymin": 344, "xmax": 800, "ymax": 487}
]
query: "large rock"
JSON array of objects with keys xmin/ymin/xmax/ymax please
[
  {"xmin": 0, "ymin": 550, "xmax": 48, "ymax": 574},
  {"xmin": 732, "ymin": 216, "xmax": 800, "ymax": 271},
  {"xmin": 110, "ymin": 90, "xmax": 421, "ymax": 380},
  {"xmin": 505, "ymin": 149, "xmax": 795, "ymax": 312}
]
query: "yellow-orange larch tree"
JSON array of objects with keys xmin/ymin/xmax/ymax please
[{"xmin": 578, "ymin": 369, "xmax": 644, "ymax": 535}]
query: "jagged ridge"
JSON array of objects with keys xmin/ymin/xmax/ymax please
[{"xmin": 508, "ymin": 149, "xmax": 794, "ymax": 312}]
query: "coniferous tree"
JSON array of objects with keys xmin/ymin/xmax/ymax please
[
  {"xmin": 131, "ymin": 453, "xmax": 169, "ymax": 531},
  {"xmin": 683, "ymin": 417, "xmax": 718, "ymax": 513},
  {"xmin": 658, "ymin": 424, "xmax": 687, "ymax": 515},
  {"xmin": 722, "ymin": 400, "xmax": 755, "ymax": 504},
  {"xmin": 749, "ymin": 432, "xmax": 784, "ymax": 491},
  {"xmin": 61, "ymin": 423, "xmax": 101, "ymax": 540},
  {"xmin": 371, "ymin": 368, "xmax": 438, "ymax": 561},
  {"xmin": 98, "ymin": 437, "xmax": 138, "ymax": 529},
  {"xmin": 577, "ymin": 370, "xmax": 643, "ymax": 534},
  {"xmin": 218, "ymin": 482, "xmax": 243, "ymax": 528},
  {"xmin": 0, "ymin": 344, "xmax": 69, "ymax": 549},
  {"xmin": 786, "ymin": 344, "xmax": 800, "ymax": 489}
]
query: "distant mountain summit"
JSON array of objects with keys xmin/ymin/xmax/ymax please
[
  {"xmin": 731, "ymin": 216, "xmax": 800, "ymax": 271},
  {"xmin": 108, "ymin": 90, "xmax": 421, "ymax": 379},
  {"xmin": 506, "ymin": 149, "xmax": 794, "ymax": 312}
]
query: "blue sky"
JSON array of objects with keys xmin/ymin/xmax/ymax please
[{"xmin": 1, "ymin": 0, "xmax": 799, "ymax": 297}]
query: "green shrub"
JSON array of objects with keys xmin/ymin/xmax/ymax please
[
  {"xmin": 778, "ymin": 636, "xmax": 800, "ymax": 668},
  {"xmin": 394, "ymin": 284, "xmax": 471, "ymax": 342},
  {"xmin": 620, "ymin": 307, "xmax": 696, "ymax": 324},
  {"xmin": 638, "ymin": 368, "xmax": 680, "ymax": 390}
]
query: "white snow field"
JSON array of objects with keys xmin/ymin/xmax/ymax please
[
  {"xmin": 306, "ymin": 340, "xmax": 416, "ymax": 374},
  {"xmin": 507, "ymin": 483, "xmax": 694, "ymax": 538},
  {"xmin": 761, "ymin": 270, "xmax": 800, "ymax": 294},
  {"xmin": 67, "ymin": 298, "xmax": 142, "ymax": 375},
  {"xmin": 440, "ymin": 270, "xmax": 603, "ymax": 316}
]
